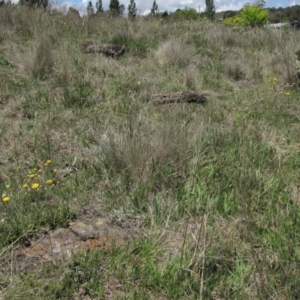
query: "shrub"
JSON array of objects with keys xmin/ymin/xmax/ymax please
[
  {"xmin": 171, "ymin": 7, "xmax": 200, "ymax": 21},
  {"xmin": 240, "ymin": 4, "xmax": 269, "ymax": 27},
  {"xmin": 224, "ymin": 5, "xmax": 268, "ymax": 27},
  {"xmin": 223, "ymin": 15, "xmax": 244, "ymax": 26}
]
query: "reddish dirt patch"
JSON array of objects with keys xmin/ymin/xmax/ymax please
[{"xmin": 13, "ymin": 218, "xmax": 133, "ymax": 270}]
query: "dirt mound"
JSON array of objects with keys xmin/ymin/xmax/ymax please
[{"xmin": 13, "ymin": 217, "xmax": 139, "ymax": 271}]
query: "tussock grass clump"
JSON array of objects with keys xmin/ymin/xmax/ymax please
[
  {"xmin": 156, "ymin": 39, "xmax": 195, "ymax": 68},
  {"xmin": 98, "ymin": 115, "xmax": 193, "ymax": 205},
  {"xmin": 15, "ymin": 36, "xmax": 53, "ymax": 79},
  {"xmin": 270, "ymin": 49, "xmax": 300, "ymax": 86},
  {"xmin": 224, "ymin": 57, "xmax": 247, "ymax": 81}
]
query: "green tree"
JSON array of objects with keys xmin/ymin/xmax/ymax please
[
  {"xmin": 109, "ymin": 0, "xmax": 120, "ymax": 15},
  {"xmin": 128, "ymin": 0, "xmax": 137, "ymax": 18},
  {"xmin": 256, "ymin": 0, "xmax": 266, "ymax": 8},
  {"xmin": 96, "ymin": 0, "xmax": 103, "ymax": 12},
  {"xmin": 171, "ymin": 7, "xmax": 199, "ymax": 21},
  {"xmin": 87, "ymin": 1, "xmax": 94, "ymax": 16},
  {"xmin": 150, "ymin": 0, "xmax": 159, "ymax": 16},
  {"xmin": 205, "ymin": 0, "xmax": 215, "ymax": 20},
  {"xmin": 240, "ymin": 4, "xmax": 268, "ymax": 27}
]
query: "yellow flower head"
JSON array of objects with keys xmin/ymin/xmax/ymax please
[
  {"xmin": 286, "ymin": 92, "xmax": 290, "ymax": 96},
  {"xmin": 31, "ymin": 183, "xmax": 40, "ymax": 190},
  {"xmin": 23, "ymin": 183, "xmax": 29, "ymax": 189},
  {"xmin": 46, "ymin": 160, "xmax": 52, "ymax": 165},
  {"xmin": 28, "ymin": 173, "xmax": 36, "ymax": 179},
  {"xmin": 2, "ymin": 196, "xmax": 10, "ymax": 203},
  {"xmin": 46, "ymin": 179, "xmax": 54, "ymax": 185}
]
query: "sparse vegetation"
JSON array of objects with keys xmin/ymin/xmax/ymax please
[{"xmin": 1, "ymin": 4, "xmax": 300, "ymax": 299}]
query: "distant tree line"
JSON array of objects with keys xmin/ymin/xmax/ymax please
[
  {"xmin": 12, "ymin": 0, "xmax": 216, "ymax": 21},
  {"xmin": 3, "ymin": 0, "xmax": 299, "ymax": 23},
  {"xmin": 268, "ymin": 5, "xmax": 300, "ymax": 23}
]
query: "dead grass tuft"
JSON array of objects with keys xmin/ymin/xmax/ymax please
[
  {"xmin": 156, "ymin": 39, "xmax": 195, "ymax": 68},
  {"xmin": 270, "ymin": 49, "xmax": 299, "ymax": 85},
  {"xmin": 15, "ymin": 36, "xmax": 53, "ymax": 79},
  {"xmin": 102, "ymin": 115, "xmax": 193, "ymax": 191}
]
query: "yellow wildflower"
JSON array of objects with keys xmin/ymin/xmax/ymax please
[
  {"xmin": 2, "ymin": 196, "xmax": 10, "ymax": 202},
  {"xmin": 23, "ymin": 183, "xmax": 29, "ymax": 189},
  {"xmin": 46, "ymin": 179, "xmax": 54, "ymax": 185},
  {"xmin": 28, "ymin": 173, "xmax": 36, "ymax": 179},
  {"xmin": 31, "ymin": 183, "xmax": 40, "ymax": 189},
  {"xmin": 46, "ymin": 159, "xmax": 52, "ymax": 165},
  {"xmin": 286, "ymin": 92, "xmax": 290, "ymax": 96}
]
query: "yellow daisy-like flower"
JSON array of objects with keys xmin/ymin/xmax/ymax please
[
  {"xmin": 46, "ymin": 159, "xmax": 52, "ymax": 165},
  {"xmin": 46, "ymin": 179, "xmax": 54, "ymax": 185},
  {"xmin": 28, "ymin": 173, "xmax": 36, "ymax": 179},
  {"xmin": 286, "ymin": 92, "xmax": 290, "ymax": 96},
  {"xmin": 31, "ymin": 183, "xmax": 40, "ymax": 189},
  {"xmin": 23, "ymin": 183, "xmax": 29, "ymax": 189},
  {"xmin": 2, "ymin": 196, "xmax": 10, "ymax": 202}
]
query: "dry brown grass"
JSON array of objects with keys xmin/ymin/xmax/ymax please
[
  {"xmin": 156, "ymin": 39, "xmax": 196, "ymax": 68},
  {"xmin": 13, "ymin": 35, "xmax": 53, "ymax": 79}
]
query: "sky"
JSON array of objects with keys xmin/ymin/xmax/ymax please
[{"xmin": 57, "ymin": 0, "xmax": 299, "ymax": 15}]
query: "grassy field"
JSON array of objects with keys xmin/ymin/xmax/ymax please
[{"xmin": 1, "ymin": 4, "xmax": 300, "ymax": 299}]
